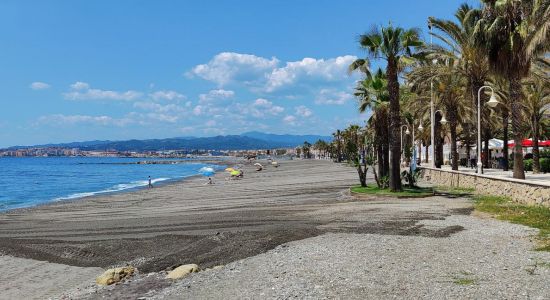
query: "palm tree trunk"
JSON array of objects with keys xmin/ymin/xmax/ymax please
[
  {"xmin": 450, "ymin": 109, "xmax": 459, "ymax": 171},
  {"xmin": 386, "ymin": 59, "xmax": 402, "ymax": 192},
  {"xmin": 417, "ymin": 142, "xmax": 422, "ymax": 166},
  {"xmin": 425, "ymin": 144, "xmax": 429, "ymax": 164},
  {"xmin": 483, "ymin": 129, "xmax": 490, "ymax": 168},
  {"xmin": 502, "ymin": 110, "xmax": 509, "ymax": 171},
  {"xmin": 434, "ymin": 113, "xmax": 443, "ymax": 168},
  {"xmin": 510, "ymin": 76, "xmax": 525, "ymax": 179},
  {"xmin": 533, "ymin": 119, "xmax": 541, "ymax": 174}
]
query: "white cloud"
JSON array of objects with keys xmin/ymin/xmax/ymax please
[
  {"xmin": 315, "ymin": 89, "xmax": 353, "ymax": 105},
  {"xmin": 149, "ymin": 90, "xmax": 185, "ymax": 101},
  {"xmin": 189, "ymin": 53, "xmax": 358, "ymax": 95},
  {"xmin": 205, "ymin": 120, "xmax": 217, "ymax": 127},
  {"xmin": 295, "ymin": 105, "xmax": 313, "ymax": 117},
  {"xmin": 30, "ymin": 82, "xmax": 51, "ymax": 90},
  {"xmin": 193, "ymin": 105, "xmax": 204, "ymax": 116},
  {"xmin": 265, "ymin": 55, "xmax": 358, "ymax": 92},
  {"xmin": 199, "ymin": 89, "xmax": 235, "ymax": 104},
  {"xmin": 283, "ymin": 115, "xmax": 297, "ymax": 125},
  {"xmin": 38, "ymin": 114, "xmax": 132, "ymax": 127},
  {"xmin": 133, "ymin": 102, "xmax": 187, "ymax": 114},
  {"xmin": 189, "ymin": 52, "xmax": 279, "ymax": 86},
  {"xmin": 64, "ymin": 82, "xmax": 142, "ymax": 101},
  {"xmin": 249, "ymin": 98, "xmax": 284, "ymax": 117},
  {"xmin": 70, "ymin": 81, "xmax": 90, "ymax": 90}
]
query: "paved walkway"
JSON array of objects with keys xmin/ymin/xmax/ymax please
[{"xmin": 437, "ymin": 165, "xmax": 550, "ymax": 186}]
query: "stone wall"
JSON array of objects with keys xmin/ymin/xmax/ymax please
[{"xmin": 420, "ymin": 167, "xmax": 550, "ymax": 207}]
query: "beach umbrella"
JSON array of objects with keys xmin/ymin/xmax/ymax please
[
  {"xmin": 225, "ymin": 167, "xmax": 235, "ymax": 172},
  {"xmin": 254, "ymin": 163, "xmax": 263, "ymax": 167},
  {"xmin": 199, "ymin": 167, "xmax": 215, "ymax": 177},
  {"xmin": 540, "ymin": 140, "xmax": 550, "ymax": 147},
  {"xmin": 271, "ymin": 161, "xmax": 279, "ymax": 167},
  {"xmin": 230, "ymin": 170, "xmax": 240, "ymax": 176}
]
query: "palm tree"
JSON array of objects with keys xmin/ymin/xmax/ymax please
[
  {"xmin": 476, "ymin": 0, "xmax": 550, "ymax": 179},
  {"xmin": 358, "ymin": 24, "xmax": 423, "ymax": 191},
  {"xmin": 353, "ymin": 68, "xmax": 390, "ymax": 178},
  {"xmin": 523, "ymin": 78, "xmax": 550, "ymax": 173},
  {"xmin": 427, "ymin": 4, "xmax": 493, "ymax": 169}
]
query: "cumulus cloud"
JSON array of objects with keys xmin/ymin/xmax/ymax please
[
  {"xmin": 199, "ymin": 89, "xmax": 235, "ymax": 104},
  {"xmin": 283, "ymin": 115, "xmax": 297, "ymax": 125},
  {"xmin": 149, "ymin": 90, "xmax": 185, "ymax": 101},
  {"xmin": 38, "ymin": 114, "xmax": 132, "ymax": 127},
  {"xmin": 250, "ymin": 98, "xmax": 284, "ymax": 117},
  {"xmin": 189, "ymin": 52, "xmax": 358, "ymax": 93},
  {"xmin": 64, "ymin": 82, "xmax": 142, "ymax": 101},
  {"xmin": 295, "ymin": 105, "xmax": 313, "ymax": 118},
  {"xmin": 188, "ymin": 52, "xmax": 279, "ymax": 86},
  {"xmin": 265, "ymin": 55, "xmax": 358, "ymax": 92},
  {"xmin": 30, "ymin": 82, "xmax": 51, "ymax": 90},
  {"xmin": 315, "ymin": 89, "xmax": 353, "ymax": 105}
]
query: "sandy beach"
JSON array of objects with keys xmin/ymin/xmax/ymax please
[{"xmin": 1, "ymin": 159, "xmax": 550, "ymax": 299}]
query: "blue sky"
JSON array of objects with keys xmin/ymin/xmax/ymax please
[{"xmin": 0, "ymin": 0, "xmax": 473, "ymax": 147}]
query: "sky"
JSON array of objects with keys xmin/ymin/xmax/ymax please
[{"xmin": 0, "ymin": 0, "xmax": 475, "ymax": 147}]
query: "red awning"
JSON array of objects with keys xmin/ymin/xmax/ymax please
[{"xmin": 508, "ymin": 139, "xmax": 550, "ymax": 147}]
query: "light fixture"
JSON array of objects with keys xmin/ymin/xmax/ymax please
[
  {"xmin": 405, "ymin": 128, "xmax": 411, "ymax": 135},
  {"xmin": 418, "ymin": 123, "xmax": 424, "ymax": 131},
  {"xmin": 487, "ymin": 93, "xmax": 499, "ymax": 108},
  {"xmin": 440, "ymin": 116, "xmax": 448, "ymax": 125}
]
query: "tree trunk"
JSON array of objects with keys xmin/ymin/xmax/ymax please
[
  {"xmin": 386, "ymin": 59, "xmax": 402, "ymax": 192},
  {"xmin": 502, "ymin": 110, "xmax": 510, "ymax": 171},
  {"xmin": 425, "ymin": 144, "xmax": 429, "ymax": 164},
  {"xmin": 533, "ymin": 119, "xmax": 541, "ymax": 174},
  {"xmin": 435, "ymin": 112, "xmax": 443, "ymax": 168},
  {"xmin": 510, "ymin": 76, "xmax": 525, "ymax": 179},
  {"xmin": 377, "ymin": 144, "xmax": 385, "ymax": 178},
  {"xmin": 417, "ymin": 142, "xmax": 422, "ymax": 166},
  {"xmin": 450, "ymin": 109, "xmax": 459, "ymax": 171},
  {"xmin": 357, "ymin": 165, "xmax": 367, "ymax": 187},
  {"xmin": 483, "ymin": 128, "xmax": 490, "ymax": 168}
]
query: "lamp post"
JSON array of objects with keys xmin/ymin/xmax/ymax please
[
  {"xmin": 401, "ymin": 125, "xmax": 410, "ymax": 164},
  {"xmin": 477, "ymin": 86, "xmax": 499, "ymax": 174},
  {"xmin": 430, "ymin": 110, "xmax": 447, "ymax": 168},
  {"xmin": 429, "ymin": 20, "xmax": 435, "ymax": 168}
]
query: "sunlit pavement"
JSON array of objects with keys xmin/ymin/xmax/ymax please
[{"xmin": 433, "ymin": 165, "xmax": 550, "ymax": 186}]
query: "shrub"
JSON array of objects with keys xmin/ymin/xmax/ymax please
[
  {"xmin": 524, "ymin": 159, "xmax": 534, "ymax": 171},
  {"xmin": 540, "ymin": 150, "xmax": 550, "ymax": 159},
  {"xmin": 541, "ymin": 158, "xmax": 550, "ymax": 173}
]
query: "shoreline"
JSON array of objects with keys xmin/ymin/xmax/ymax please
[{"xmin": 1, "ymin": 159, "xmax": 232, "ymax": 215}]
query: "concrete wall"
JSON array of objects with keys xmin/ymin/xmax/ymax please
[{"xmin": 420, "ymin": 167, "xmax": 550, "ymax": 207}]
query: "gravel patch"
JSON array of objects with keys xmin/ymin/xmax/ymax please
[{"xmin": 155, "ymin": 215, "xmax": 550, "ymax": 300}]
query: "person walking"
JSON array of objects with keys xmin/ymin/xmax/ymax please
[{"xmin": 148, "ymin": 176, "xmax": 153, "ymax": 188}]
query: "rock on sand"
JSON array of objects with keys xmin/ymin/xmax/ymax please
[{"xmin": 166, "ymin": 264, "xmax": 200, "ymax": 280}]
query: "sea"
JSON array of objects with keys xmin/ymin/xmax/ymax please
[{"xmin": 0, "ymin": 157, "xmax": 225, "ymax": 212}]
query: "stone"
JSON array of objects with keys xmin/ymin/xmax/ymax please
[
  {"xmin": 96, "ymin": 266, "xmax": 135, "ymax": 285},
  {"xmin": 165, "ymin": 264, "xmax": 200, "ymax": 280}
]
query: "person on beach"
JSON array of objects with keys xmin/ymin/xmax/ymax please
[
  {"xmin": 205, "ymin": 177, "xmax": 213, "ymax": 185},
  {"xmin": 148, "ymin": 176, "xmax": 153, "ymax": 188}
]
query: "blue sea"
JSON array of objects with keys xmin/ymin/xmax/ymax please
[{"xmin": 0, "ymin": 157, "xmax": 223, "ymax": 212}]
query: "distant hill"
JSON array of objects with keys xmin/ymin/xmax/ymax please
[
  {"xmin": 241, "ymin": 131, "xmax": 331, "ymax": 147},
  {"xmin": 6, "ymin": 132, "xmax": 333, "ymax": 151}
]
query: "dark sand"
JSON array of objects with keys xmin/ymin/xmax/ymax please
[{"xmin": 0, "ymin": 159, "xmax": 471, "ymax": 299}]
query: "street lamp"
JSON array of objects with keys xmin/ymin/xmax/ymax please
[
  {"xmin": 401, "ymin": 125, "xmax": 410, "ymax": 164},
  {"xmin": 477, "ymin": 86, "xmax": 499, "ymax": 174},
  {"xmin": 429, "ymin": 19, "xmax": 436, "ymax": 168},
  {"xmin": 429, "ymin": 110, "xmax": 447, "ymax": 168}
]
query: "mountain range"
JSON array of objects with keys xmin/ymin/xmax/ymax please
[{"xmin": 6, "ymin": 132, "xmax": 332, "ymax": 151}]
